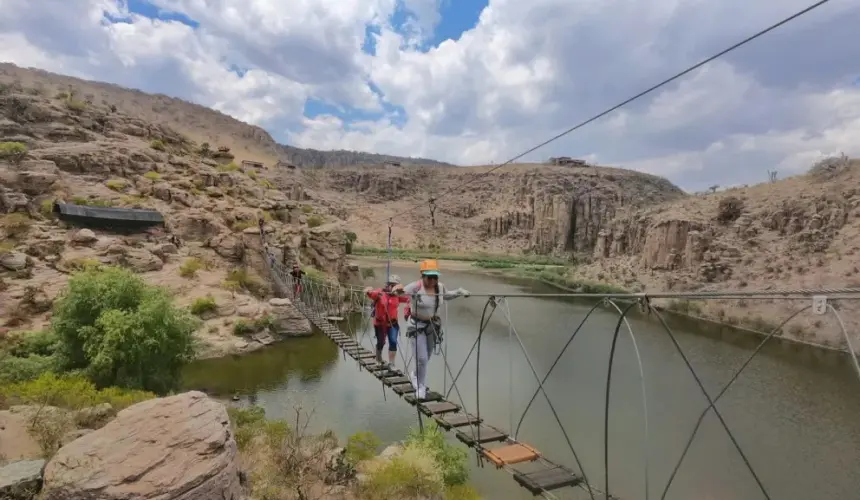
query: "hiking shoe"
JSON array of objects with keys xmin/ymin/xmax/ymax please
[
  {"xmin": 410, "ymin": 372, "xmax": 418, "ymax": 389},
  {"xmin": 417, "ymin": 386, "xmax": 427, "ymax": 400}
]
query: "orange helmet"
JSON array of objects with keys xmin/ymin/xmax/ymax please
[{"xmin": 419, "ymin": 259, "xmax": 440, "ymax": 276}]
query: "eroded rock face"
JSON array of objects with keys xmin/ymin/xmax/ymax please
[
  {"xmin": 41, "ymin": 391, "xmax": 242, "ymax": 500},
  {"xmin": 269, "ymin": 297, "xmax": 312, "ymax": 337}
]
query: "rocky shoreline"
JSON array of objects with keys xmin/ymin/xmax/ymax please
[{"xmin": 0, "ymin": 391, "xmax": 472, "ymax": 500}]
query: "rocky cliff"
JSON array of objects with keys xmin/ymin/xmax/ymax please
[{"xmin": 323, "ymin": 163, "xmax": 686, "ymax": 254}]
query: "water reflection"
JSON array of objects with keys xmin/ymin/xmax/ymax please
[{"xmin": 181, "ymin": 332, "xmax": 340, "ymax": 396}]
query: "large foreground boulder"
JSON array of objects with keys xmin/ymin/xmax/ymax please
[{"xmin": 40, "ymin": 391, "xmax": 242, "ymax": 500}]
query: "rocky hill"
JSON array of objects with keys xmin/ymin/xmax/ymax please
[
  {"xmin": 0, "ymin": 63, "xmax": 452, "ymax": 169},
  {"xmin": 321, "ymin": 163, "xmax": 686, "ymax": 252},
  {"xmin": 0, "ymin": 73, "xmax": 358, "ymax": 359}
]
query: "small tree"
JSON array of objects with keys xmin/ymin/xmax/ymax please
[{"xmin": 51, "ymin": 266, "xmax": 197, "ymax": 394}]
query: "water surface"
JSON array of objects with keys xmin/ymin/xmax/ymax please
[{"xmin": 182, "ymin": 264, "xmax": 860, "ymax": 500}]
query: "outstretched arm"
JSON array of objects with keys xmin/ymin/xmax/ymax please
[{"xmin": 442, "ymin": 284, "xmax": 470, "ymax": 300}]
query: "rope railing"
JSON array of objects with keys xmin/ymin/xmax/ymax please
[{"xmin": 260, "ymin": 238, "xmax": 860, "ymax": 499}]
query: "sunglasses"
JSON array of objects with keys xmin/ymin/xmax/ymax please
[{"xmin": 421, "ymin": 274, "xmax": 439, "ymax": 280}]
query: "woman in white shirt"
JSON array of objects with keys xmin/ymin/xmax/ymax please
[{"xmin": 393, "ymin": 259, "xmax": 470, "ymax": 400}]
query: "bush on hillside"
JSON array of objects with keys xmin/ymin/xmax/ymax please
[
  {"xmin": 404, "ymin": 421, "xmax": 469, "ymax": 486},
  {"xmin": 0, "ymin": 141, "xmax": 28, "ymax": 165},
  {"xmin": 51, "ymin": 265, "xmax": 198, "ymax": 394},
  {"xmin": 717, "ymin": 195, "xmax": 744, "ymax": 224}
]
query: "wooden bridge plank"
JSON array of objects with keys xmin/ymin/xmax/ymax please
[
  {"xmin": 391, "ymin": 383, "xmax": 416, "ymax": 395},
  {"xmin": 419, "ymin": 401, "xmax": 460, "ymax": 416},
  {"xmin": 383, "ymin": 376, "xmax": 411, "ymax": 386},
  {"xmin": 455, "ymin": 425, "xmax": 507, "ymax": 446},
  {"xmin": 404, "ymin": 391, "xmax": 443, "ymax": 405},
  {"xmin": 512, "ymin": 465, "xmax": 581, "ymax": 494},
  {"xmin": 434, "ymin": 413, "xmax": 482, "ymax": 430}
]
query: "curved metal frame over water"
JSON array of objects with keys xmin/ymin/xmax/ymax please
[{"xmin": 260, "ymin": 237, "xmax": 860, "ymax": 500}]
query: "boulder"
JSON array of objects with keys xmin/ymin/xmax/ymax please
[
  {"xmin": 41, "ymin": 391, "xmax": 242, "ymax": 500},
  {"xmin": 70, "ymin": 228, "xmax": 97, "ymax": 245},
  {"xmin": 268, "ymin": 297, "xmax": 312, "ymax": 337},
  {"xmin": 0, "ymin": 251, "xmax": 30, "ymax": 271},
  {"xmin": 0, "ymin": 459, "xmax": 45, "ymax": 499}
]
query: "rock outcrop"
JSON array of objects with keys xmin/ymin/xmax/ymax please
[
  {"xmin": 0, "ymin": 459, "xmax": 45, "ymax": 499},
  {"xmin": 40, "ymin": 391, "xmax": 242, "ymax": 500},
  {"xmin": 268, "ymin": 297, "xmax": 312, "ymax": 337}
]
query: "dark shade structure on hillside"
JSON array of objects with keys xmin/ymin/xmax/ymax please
[{"xmin": 52, "ymin": 202, "xmax": 165, "ymax": 230}]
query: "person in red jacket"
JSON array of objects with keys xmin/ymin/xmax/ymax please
[{"xmin": 364, "ymin": 275, "xmax": 410, "ymax": 366}]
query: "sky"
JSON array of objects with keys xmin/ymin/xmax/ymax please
[{"xmin": 0, "ymin": 0, "xmax": 859, "ymax": 191}]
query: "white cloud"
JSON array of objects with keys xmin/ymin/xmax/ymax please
[{"xmin": 1, "ymin": 0, "xmax": 859, "ymax": 190}]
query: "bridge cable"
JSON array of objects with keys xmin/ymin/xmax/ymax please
[
  {"xmin": 365, "ymin": 0, "xmax": 834, "ymax": 227},
  {"xmin": 650, "ymin": 306, "xmax": 773, "ymax": 499},
  {"xmin": 659, "ymin": 305, "xmax": 810, "ymax": 499}
]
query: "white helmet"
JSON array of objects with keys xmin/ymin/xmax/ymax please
[{"xmin": 387, "ymin": 274, "xmax": 401, "ymax": 285}]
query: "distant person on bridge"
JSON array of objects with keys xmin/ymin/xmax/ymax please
[
  {"xmin": 290, "ymin": 263, "xmax": 304, "ymax": 297},
  {"xmin": 393, "ymin": 259, "xmax": 470, "ymax": 400},
  {"xmin": 364, "ymin": 274, "xmax": 410, "ymax": 366}
]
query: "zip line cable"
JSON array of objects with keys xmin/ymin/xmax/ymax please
[{"xmin": 366, "ymin": 0, "xmax": 833, "ymax": 227}]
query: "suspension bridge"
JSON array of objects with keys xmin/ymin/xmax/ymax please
[
  {"xmin": 259, "ymin": 231, "xmax": 860, "ymax": 500},
  {"xmin": 248, "ymin": 4, "xmax": 853, "ymax": 497}
]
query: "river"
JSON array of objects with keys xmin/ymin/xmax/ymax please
[{"xmin": 181, "ymin": 263, "xmax": 860, "ymax": 500}]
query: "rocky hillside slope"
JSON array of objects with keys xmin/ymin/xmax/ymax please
[
  {"xmin": 0, "ymin": 63, "xmax": 452, "ymax": 169},
  {"xmin": 576, "ymin": 155, "xmax": 860, "ymax": 348},
  {"xmin": 0, "ymin": 76, "xmax": 356, "ymax": 359}
]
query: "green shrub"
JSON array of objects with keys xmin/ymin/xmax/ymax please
[
  {"xmin": 0, "ymin": 372, "xmax": 154, "ymax": 411},
  {"xmin": 0, "ymin": 213, "xmax": 32, "ymax": 238},
  {"xmin": 39, "ymin": 199, "xmax": 55, "ymax": 218},
  {"xmin": 0, "ymin": 353, "xmax": 56, "ymax": 384},
  {"xmin": 405, "ymin": 421, "xmax": 469, "ymax": 486},
  {"xmin": 143, "ymin": 171, "xmax": 161, "ymax": 181},
  {"xmin": 227, "ymin": 406, "xmax": 291, "ymax": 451},
  {"xmin": 345, "ymin": 431, "xmax": 380, "ymax": 464},
  {"xmin": 360, "ymin": 267, "xmax": 376, "ymax": 279},
  {"xmin": 301, "ymin": 205, "xmax": 313, "ymax": 214},
  {"xmin": 105, "ymin": 179, "xmax": 127, "ymax": 191},
  {"xmin": 64, "ymin": 99, "xmax": 86, "ymax": 113},
  {"xmin": 51, "ymin": 265, "xmax": 198, "ymax": 394},
  {"xmin": 217, "ymin": 162, "xmax": 240, "ymax": 172},
  {"xmin": 307, "ymin": 215, "xmax": 323, "ymax": 228},
  {"xmin": 189, "ymin": 295, "xmax": 217, "ymax": 316},
  {"xmin": 179, "ymin": 257, "xmax": 204, "ymax": 278},
  {"xmin": 0, "ymin": 141, "xmax": 28, "ymax": 165},
  {"xmin": 149, "ymin": 139, "xmax": 166, "ymax": 151},
  {"xmin": 225, "ymin": 268, "xmax": 267, "ymax": 297},
  {"xmin": 357, "ymin": 447, "xmax": 444, "ymax": 499}
]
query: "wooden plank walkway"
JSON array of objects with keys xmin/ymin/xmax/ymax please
[{"xmin": 291, "ymin": 299, "xmax": 598, "ymax": 498}]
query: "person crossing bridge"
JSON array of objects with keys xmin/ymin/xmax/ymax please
[{"xmin": 393, "ymin": 259, "xmax": 470, "ymax": 400}]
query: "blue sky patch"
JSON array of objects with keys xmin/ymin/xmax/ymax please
[
  {"xmin": 127, "ymin": 0, "xmax": 199, "ymax": 28},
  {"xmin": 431, "ymin": 0, "xmax": 487, "ymax": 46}
]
